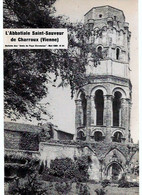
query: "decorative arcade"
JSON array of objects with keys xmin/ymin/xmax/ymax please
[{"xmin": 75, "ymin": 6, "xmax": 132, "ymax": 144}]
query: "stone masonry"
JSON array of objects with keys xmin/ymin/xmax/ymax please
[{"xmin": 75, "ymin": 6, "xmax": 132, "ymax": 143}]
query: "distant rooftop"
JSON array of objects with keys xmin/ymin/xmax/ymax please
[
  {"xmin": 4, "ymin": 122, "xmax": 41, "ymax": 133},
  {"xmin": 4, "ymin": 121, "xmax": 74, "ymax": 135}
]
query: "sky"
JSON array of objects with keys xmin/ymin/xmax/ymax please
[
  {"xmin": 5, "ymin": 0, "xmax": 139, "ymax": 143},
  {"xmin": 53, "ymin": 0, "xmax": 139, "ymax": 143}
]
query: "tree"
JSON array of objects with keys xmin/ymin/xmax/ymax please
[
  {"xmin": 5, "ymin": 153, "xmax": 52, "ymax": 195},
  {"xmin": 4, "ymin": 0, "xmax": 104, "ymax": 120},
  {"xmin": 3, "ymin": 0, "xmax": 61, "ymax": 28}
]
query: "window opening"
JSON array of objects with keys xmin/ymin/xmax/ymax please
[
  {"xmin": 116, "ymin": 48, "xmax": 120, "ymax": 60},
  {"xmin": 112, "ymin": 132, "xmax": 123, "ymax": 143},
  {"xmin": 99, "ymin": 14, "xmax": 102, "ymax": 18},
  {"xmin": 94, "ymin": 131, "xmax": 103, "ymax": 141},
  {"xmin": 97, "ymin": 46, "xmax": 103, "ymax": 58},
  {"xmin": 113, "ymin": 91, "xmax": 122, "ymax": 126},
  {"xmin": 95, "ymin": 90, "xmax": 104, "ymax": 125},
  {"xmin": 77, "ymin": 131, "xmax": 86, "ymax": 141}
]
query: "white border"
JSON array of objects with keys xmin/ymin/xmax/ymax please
[
  {"xmin": 0, "ymin": 0, "xmax": 4, "ymax": 194},
  {"xmin": 139, "ymin": 0, "xmax": 141, "ymax": 194},
  {"xmin": 0, "ymin": 0, "xmax": 141, "ymax": 194}
]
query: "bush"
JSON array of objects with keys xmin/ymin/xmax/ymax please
[
  {"xmin": 129, "ymin": 182, "xmax": 139, "ymax": 187},
  {"xmin": 118, "ymin": 181, "xmax": 131, "ymax": 188},
  {"xmin": 95, "ymin": 188, "xmax": 106, "ymax": 195},
  {"xmin": 75, "ymin": 156, "xmax": 90, "ymax": 182},
  {"xmin": 5, "ymin": 154, "xmax": 50, "ymax": 195},
  {"xmin": 55, "ymin": 181, "xmax": 72, "ymax": 195},
  {"xmin": 118, "ymin": 181, "xmax": 139, "ymax": 188},
  {"xmin": 42, "ymin": 156, "xmax": 90, "ymax": 182},
  {"xmin": 118, "ymin": 174, "xmax": 130, "ymax": 188},
  {"xmin": 48, "ymin": 158, "xmax": 76, "ymax": 179},
  {"xmin": 76, "ymin": 183, "xmax": 90, "ymax": 195},
  {"xmin": 5, "ymin": 153, "xmax": 40, "ymax": 181},
  {"xmin": 101, "ymin": 179, "xmax": 110, "ymax": 188},
  {"xmin": 118, "ymin": 175, "xmax": 139, "ymax": 188}
]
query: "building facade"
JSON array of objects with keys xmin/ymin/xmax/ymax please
[{"xmin": 75, "ymin": 6, "xmax": 132, "ymax": 144}]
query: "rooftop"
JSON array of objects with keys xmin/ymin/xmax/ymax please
[
  {"xmin": 84, "ymin": 5, "xmax": 125, "ymax": 19},
  {"xmin": 4, "ymin": 121, "xmax": 74, "ymax": 135},
  {"xmin": 4, "ymin": 122, "xmax": 41, "ymax": 133}
]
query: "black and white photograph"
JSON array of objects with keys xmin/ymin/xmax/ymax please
[{"xmin": 3, "ymin": 0, "xmax": 139, "ymax": 194}]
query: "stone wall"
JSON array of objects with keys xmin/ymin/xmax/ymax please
[
  {"xmin": 38, "ymin": 141, "xmax": 139, "ymax": 181},
  {"xmin": 39, "ymin": 142, "xmax": 101, "ymax": 181},
  {"xmin": 4, "ymin": 122, "xmax": 74, "ymax": 151},
  {"xmin": 5, "ymin": 130, "xmax": 39, "ymax": 151},
  {"xmin": 84, "ymin": 6, "xmax": 125, "ymax": 24}
]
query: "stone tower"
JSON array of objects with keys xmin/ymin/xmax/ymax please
[{"xmin": 75, "ymin": 6, "xmax": 132, "ymax": 143}]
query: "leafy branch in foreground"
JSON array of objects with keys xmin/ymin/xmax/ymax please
[{"xmin": 4, "ymin": 0, "xmax": 104, "ymax": 121}]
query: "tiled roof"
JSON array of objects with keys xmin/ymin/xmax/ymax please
[
  {"xmin": 4, "ymin": 121, "xmax": 74, "ymax": 135},
  {"xmin": 56, "ymin": 129, "xmax": 74, "ymax": 135},
  {"xmin": 4, "ymin": 122, "xmax": 42, "ymax": 133}
]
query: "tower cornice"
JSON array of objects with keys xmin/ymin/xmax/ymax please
[{"xmin": 84, "ymin": 5, "xmax": 125, "ymax": 19}]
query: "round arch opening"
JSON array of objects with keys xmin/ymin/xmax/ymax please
[
  {"xmin": 77, "ymin": 131, "xmax": 86, "ymax": 141},
  {"xmin": 96, "ymin": 45, "xmax": 103, "ymax": 58},
  {"xmin": 112, "ymin": 131, "xmax": 123, "ymax": 143},
  {"xmin": 95, "ymin": 90, "xmax": 104, "ymax": 126},
  {"xmin": 94, "ymin": 131, "xmax": 103, "ymax": 141},
  {"xmin": 113, "ymin": 91, "xmax": 122, "ymax": 127}
]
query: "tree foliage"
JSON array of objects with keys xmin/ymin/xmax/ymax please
[
  {"xmin": 4, "ymin": 0, "xmax": 103, "ymax": 120},
  {"xmin": 5, "ymin": 154, "xmax": 91, "ymax": 194},
  {"xmin": 43, "ymin": 156, "xmax": 90, "ymax": 182},
  {"xmin": 5, "ymin": 155, "xmax": 51, "ymax": 195},
  {"xmin": 4, "ymin": 0, "xmax": 61, "ymax": 28}
]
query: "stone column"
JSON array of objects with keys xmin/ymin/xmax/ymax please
[
  {"xmin": 120, "ymin": 98, "xmax": 126, "ymax": 128},
  {"xmin": 86, "ymin": 95, "xmax": 91, "ymax": 141},
  {"xmin": 125, "ymin": 99, "xmax": 131, "ymax": 142},
  {"xmin": 75, "ymin": 99, "xmax": 82, "ymax": 140},
  {"xmin": 90, "ymin": 95, "xmax": 96, "ymax": 125},
  {"xmin": 119, "ymin": 107, "xmax": 122, "ymax": 127},
  {"xmin": 128, "ymin": 101, "xmax": 132, "ymax": 142},
  {"xmin": 121, "ymin": 98, "xmax": 131, "ymax": 142},
  {"xmin": 103, "ymin": 95, "xmax": 113, "ymax": 127}
]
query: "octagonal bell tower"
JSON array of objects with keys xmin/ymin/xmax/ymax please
[{"xmin": 75, "ymin": 6, "xmax": 132, "ymax": 143}]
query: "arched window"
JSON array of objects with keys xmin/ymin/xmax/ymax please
[
  {"xmin": 94, "ymin": 131, "xmax": 103, "ymax": 141},
  {"xmin": 80, "ymin": 92, "xmax": 87, "ymax": 126},
  {"xmin": 114, "ymin": 16, "xmax": 117, "ymax": 20},
  {"xmin": 116, "ymin": 48, "xmax": 120, "ymax": 60},
  {"xmin": 97, "ymin": 46, "xmax": 103, "ymax": 57},
  {"xmin": 113, "ymin": 91, "xmax": 122, "ymax": 126},
  {"xmin": 112, "ymin": 132, "xmax": 123, "ymax": 143},
  {"xmin": 77, "ymin": 131, "xmax": 86, "ymax": 141},
  {"xmin": 95, "ymin": 90, "xmax": 104, "ymax": 125}
]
